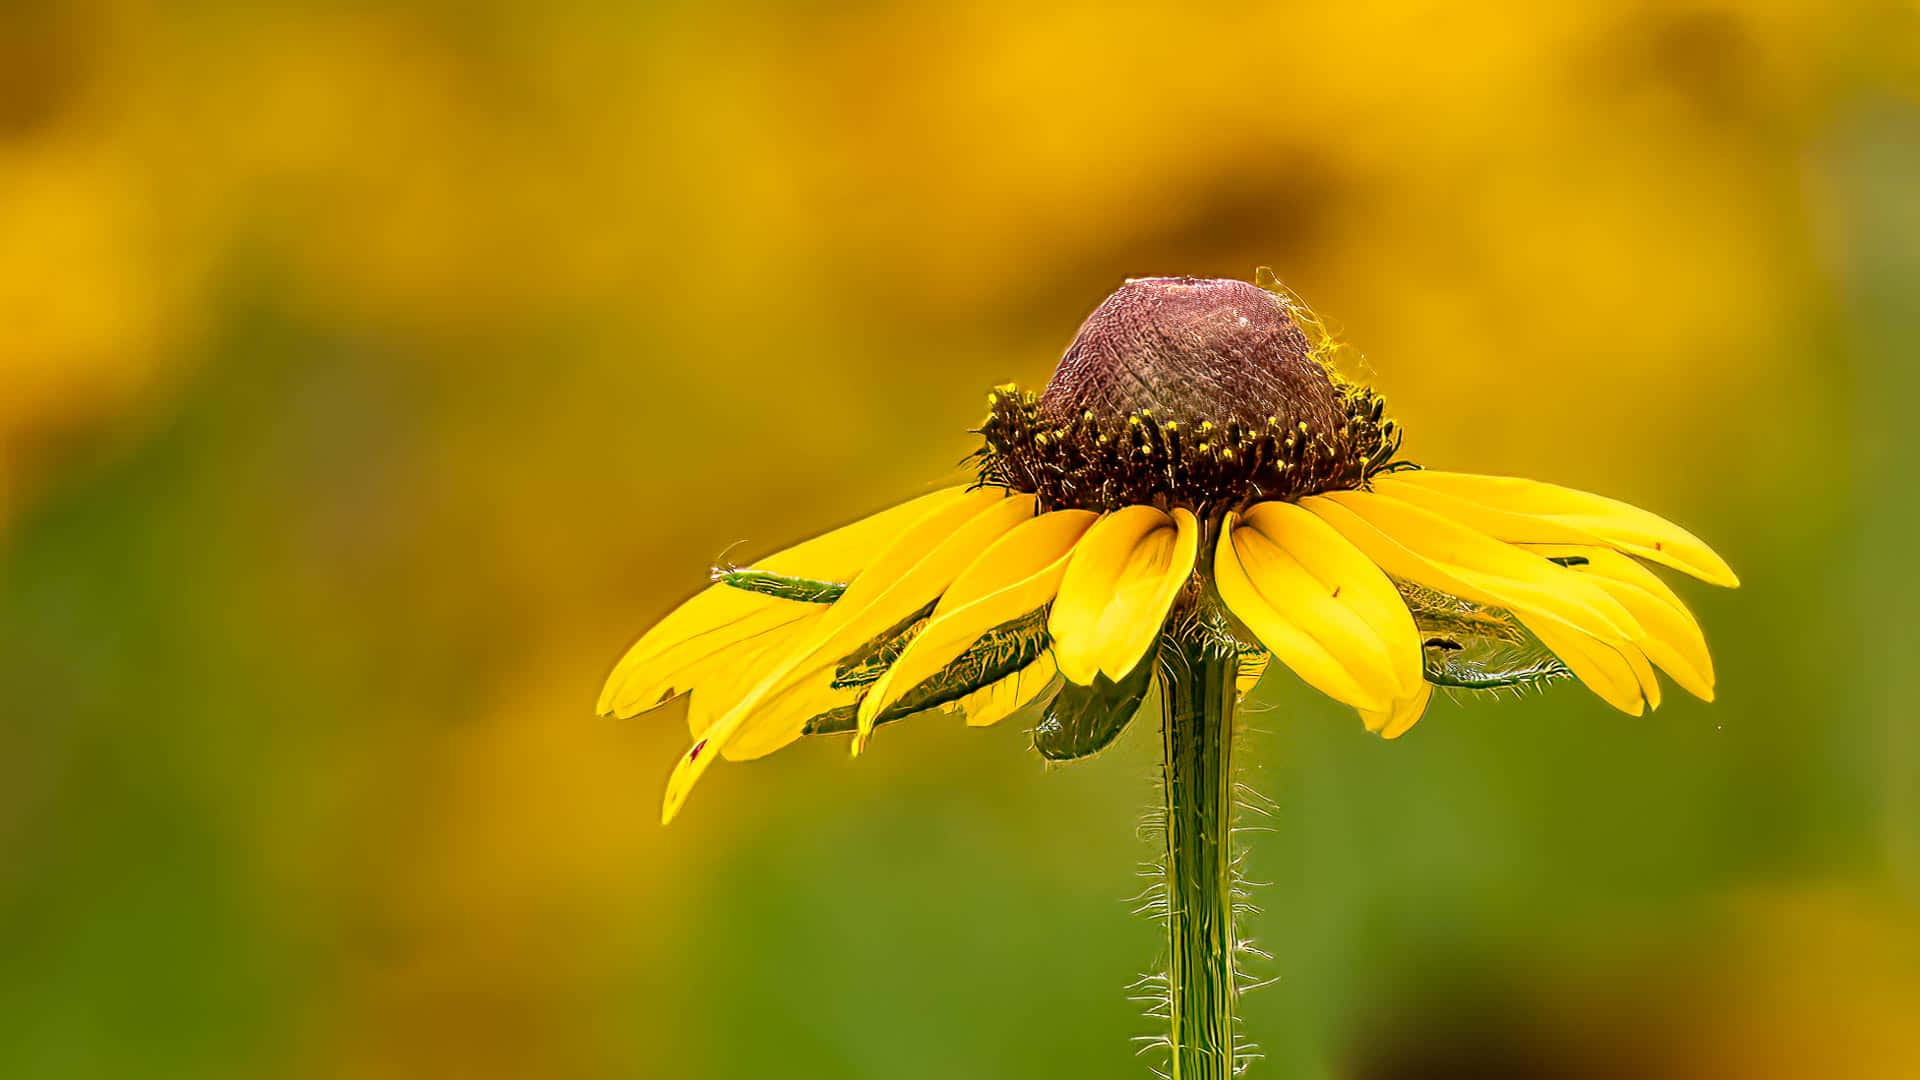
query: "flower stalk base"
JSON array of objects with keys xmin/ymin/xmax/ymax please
[{"xmin": 1156, "ymin": 600, "xmax": 1242, "ymax": 1079}]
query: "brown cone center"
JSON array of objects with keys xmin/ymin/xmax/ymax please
[{"xmin": 1038, "ymin": 277, "xmax": 1342, "ymax": 433}]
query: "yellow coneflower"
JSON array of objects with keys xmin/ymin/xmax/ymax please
[
  {"xmin": 597, "ymin": 272, "xmax": 1734, "ymax": 1077},
  {"xmin": 602, "ymin": 274, "xmax": 1734, "ymax": 815}
]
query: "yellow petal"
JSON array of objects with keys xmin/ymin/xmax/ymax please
[
  {"xmin": 598, "ymin": 485, "xmax": 971, "ymax": 717},
  {"xmin": 858, "ymin": 511, "xmax": 1094, "ymax": 729},
  {"xmin": 720, "ymin": 675, "xmax": 859, "ymax": 761},
  {"xmin": 1526, "ymin": 621, "xmax": 1648, "ymax": 716},
  {"xmin": 952, "ymin": 652, "xmax": 1060, "ymax": 728},
  {"xmin": 661, "ymin": 492, "xmax": 1033, "ymax": 822},
  {"xmin": 1372, "ymin": 475, "xmax": 1609, "ymax": 546},
  {"xmin": 937, "ymin": 510, "xmax": 1101, "ymax": 614},
  {"xmin": 1241, "ymin": 500, "xmax": 1424, "ymax": 697},
  {"xmin": 1309, "ymin": 491, "xmax": 1642, "ymax": 646},
  {"xmin": 1303, "ymin": 494, "xmax": 1650, "ymax": 715},
  {"xmin": 1230, "ymin": 521, "xmax": 1402, "ymax": 708},
  {"xmin": 602, "ymin": 604, "xmax": 819, "ymax": 720},
  {"xmin": 1524, "ymin": 544, "xmax": 1715, "ymax": 701},
  {"xmin": 1050, "ymin": 507, "xmax": 1193, "ymax": 685},
  {"xmin": 1092, "ymin": 507, "xmax": 1198, "ymax": 681},
  {"xmin": 807, "ymin": 488, "xmax": 1026, "ymax": 642},
  {"xmin": 1387, "ymin": 470, "xmax": 1739, "ymax": 587},
  {"xmin": 682, "ymin": 613, "xmax": 826, "ymax": 738},
  {"xmin": 744, "ymin": 494, "xmax": 1040, "ymax": 751},
  {"xmin": 663, "ymin": 658, "xmax": 848, "ymax": 820},
  {"xmin": 1603, "ymin": 593, "xmax": 1708, "ymax": 703},
  {"xmin": 1214, "ymin": 513, "xmax": 1390, "ymax": 712},
  {"xmin": 1359, "ymin": 681, "xmax": 1434, "ymax": 740},
  {"xmin": 661, "ymin": 736, "xmax": 723, "ymax": 826},
  {"xmin": 1622, "ymin": 639, "xmax": 1663, "ymax": 711}
]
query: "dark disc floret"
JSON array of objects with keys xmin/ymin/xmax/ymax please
[{"xmin": 975, "ymin": 276, "xmax": 1404, "ymax": 514}]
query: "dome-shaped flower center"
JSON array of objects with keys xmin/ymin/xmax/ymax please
[
  {"xmin": 977, "ymin": 276, "xmax": 1402, "ymax": 514},
  {"xmin": 1038, "ymin": 277, "xmax": 1342, "ymax": 436}
]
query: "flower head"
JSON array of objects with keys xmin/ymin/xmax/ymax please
[
  {"xmin": 978, "ymin": 276, "xmax": 1397, "ymax": 514},
  {"xmin": 599, "ymin": 273, "xmax": 1737, "ymax": 823}
]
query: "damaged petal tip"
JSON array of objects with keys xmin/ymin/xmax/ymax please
[{"xmin": 658, "ymin": 738, "xmax": 711, "ymax": 825}]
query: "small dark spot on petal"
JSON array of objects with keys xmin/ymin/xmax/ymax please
[
  {"xmin": 688, "ymin": 739, "xmax": 708, "ymax": 763},
  {"xmin": 1654, "ymin": 541, "xmax": 1665, "ymax": 551},
  {"xmin": 1331, "ymin": 585, "xmax": 1343, "ymax": 599}
]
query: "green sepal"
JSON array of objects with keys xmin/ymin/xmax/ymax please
[
  {"xmin": 1398, "ymin": 579, "xmax": 1531, "ymax": 648},
  {"xmin": 1033, "ymin": 652, "xmax": 1156, "ymax": 762},
  {"xmin": 830, "ymin": 603, "xmax": 934, "ymax": 690},
  {"xmin": 1423, "ymin": 653, "xmax": 1570, "ymax": 691},
  {"xmin": 802, "ymin": 608, "xmax": 1052, "ymax": 736},
  {"xmin": 799, "ymin": 703, "xmax": 861, "ymax": 737},
  {"xmin": 1398, "ymin": 578, "xmax": 1572, "ymax": 692},
  {"xmin": 872, "ymin": 608, "xmax": 1050, "ymax": 723},
  {"xmin": 714, "ymin": 567, "xmax": 847, "ymax": 604}
]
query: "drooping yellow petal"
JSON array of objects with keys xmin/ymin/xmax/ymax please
[
  {"xmin": 603, "ymin": 603, "xmax": 822, "ymax": 720},
  {"xmin": 1386, "ymin": 470, "xmax": 1739, "ymax": 587},
  {"xmin": 1049, "ymin": 507, "xmax": 1166, "ymax": 681},
  {"xmin": 1359, "ymin": 680, "xmax": 1434, "ymax": 740},
  {"xmin": 1233, "ymin": 525, "xmax": 1402, "ymax": 705},
  {"xmin": 1092, "ymin": 508, "xmax": 1198, "ymax": 681},
  {"xmin": 680, "ymin": 613, "xmax": 856, "ymax": 754},
  {"xmin": 661, "ymin": 491, "xmax": 1033, "ymax": 822},
  {"xmin": 1049, "ymin": 507, "xmax": 1198, "ymax": 685},
  {"xmin": 720, "ymin": 675, "xmax": 860, "ymax": 761},
  {"xmin": 598, "ymin": 485, "xmax": 972, "ymax": 717},
  {"xmin": 681, "ymin": 612, "xmax": 826, "ymax": 737},
  {"xmin": 936, "ymin": 510, "xmax": 1101, "ymax": 614},
  {"xmin": 1240, "ymin": 500, "xmax": 1424, "ymax": 698},
  {"xmin": 660, "ymin": 736, "xmax": 723, "ymax": 826},
  {"xmin": 1524, "ymin": 544, "xmax": 1716, "ymax": 701},
  {"xmin": 951, "ymin": 652, "xmax": 1059, "ymax": 728},
  {"xmin": 1309, "ymin": 490, "xmax": 1643, "ymax": 646},
  {"xmin": 1622, "ymin": 639, "xmax": 1663, "ymax": 710},
  {"xmin": 858, "ymin": 511, "xmax": 1095, "ymax": 729},
  {"xmin": 1371, "ymin": 475, "xmax": 1609, "ymax": 547},
  {"xmin": 1303, "ymin": 494, "xmax": 1651, "ymax": 715},
  {"xmin": 663, "ymin": 679, "xmax": 822, "ymax": 819},
  {"xmin": 1525, "ymin": 621, "xmax": 1648, "ymax": 716},
  {"xmin": 804, "ymin": 488, "xmax": 1026, "ymax": 642},
  {"xmin": 735, "ymin": 494, "xmax": 1040, "ymax": 754},
  {"xmin": 1214, "ymin": 513, "xmax": 1391, "ymax": 713}
]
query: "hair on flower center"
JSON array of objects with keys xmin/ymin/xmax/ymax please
[{"xmin": 975, "ymin": 276, "xmax": 1404, "ymax": 513}]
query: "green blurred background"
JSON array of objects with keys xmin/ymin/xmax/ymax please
[{"xmin": 3, "ymin": 2, "xmax": 1918, "ymax": 1077}]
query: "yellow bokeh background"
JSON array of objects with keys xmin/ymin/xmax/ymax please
[{"xmin": 2, "ymin": 2, "xmax": 1917, "ymax": 1077}]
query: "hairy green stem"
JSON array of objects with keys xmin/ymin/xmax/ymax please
[{"xmin": 1157, "ymin": 599, "xmax": 1241, "ymax": 1079}]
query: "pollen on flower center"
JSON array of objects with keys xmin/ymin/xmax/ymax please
[{"xmin": 977, "ymin": 276, "xmax": 1403, "ymax": 514}]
